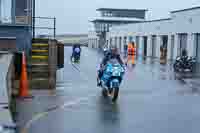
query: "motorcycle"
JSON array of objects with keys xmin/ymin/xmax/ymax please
[
  {"xmin": 173, "ymin": 56, "xmax": 196, "ymax": 72},
  {"xmin": 71, "ymin": 51, "xmax": 80, "ymax": 63},
  {"xmin": 98, "ymin": 59, "xmax": 125, "ymax": 102}
]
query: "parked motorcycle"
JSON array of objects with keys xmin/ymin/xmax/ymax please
[
  {"xmin": 173, "ymin": 56, "xmax": 196, "ymax": 72},
  {"xmin": 97, "ymin": 59, "xmax": 125, "ymax": 102}
]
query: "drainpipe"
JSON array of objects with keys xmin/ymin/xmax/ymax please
[{"xmin": 33, "ymin": 0, "xmax": 35, "ymax": 39}]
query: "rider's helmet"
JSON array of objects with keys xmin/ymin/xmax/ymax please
[
  {"xmin": 110, "ymin": 45, "xmax": 118, "ymax": 56},
  {"xmin": 182, "ymin": 49, "xmax": 188, "ymax": 57},
  {"xmin": 105, "ymin": 50, "xmax": 111, "ymax": 57},
  {"xmin": 73, "ymin": 44, "xmax": 78, "ymax": 50}
]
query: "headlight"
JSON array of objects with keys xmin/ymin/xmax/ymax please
[{"xmin": 176, "ymin": 57, "xmax": 181, "ymax": 60}]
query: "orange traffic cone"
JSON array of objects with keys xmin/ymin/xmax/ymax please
[{"xmin": 19, "ymin": 52, "xmax": 31, "ymax": 98}]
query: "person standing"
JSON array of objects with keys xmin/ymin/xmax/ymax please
[{"xmin": 126, "ymin": 42, "xmax": 136, "ymax": 65}]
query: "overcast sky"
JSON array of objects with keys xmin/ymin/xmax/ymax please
[{"xmin": 36, "ymin": 0, "xmax": 200, "ymax": 34}]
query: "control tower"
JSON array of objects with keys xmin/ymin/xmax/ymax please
[{"xmin": 91, "ymin": 8, "xmax": 147, "ymax": 49}]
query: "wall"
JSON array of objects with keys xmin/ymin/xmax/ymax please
[
  {"xmin": 171, "ymin": 8, "xmax": 200, "ymax": 33},
  {"xmin": 0, "ymin": 25, "xmax": 32, "ymax": 53},
  {"xmin": 110, "ymin": 19, "xmax": 174, "ymax": 36}
]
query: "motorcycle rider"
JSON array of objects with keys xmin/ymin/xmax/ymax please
[
  {"xmin": 72, "ymin": 44, "xmax": 81, "ymax": 59},
  {"xmin": 181, "ymin": 49, "xmax": 188, "ymax": 57},
  {"xmin": 103, "ymin": 45, "xmax": 108, "ymax": 56},
  {"xmin": 97, "ymin": 46, "xmax": 124, "ymax": 86}
]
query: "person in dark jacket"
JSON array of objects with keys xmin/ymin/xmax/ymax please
[{"xmin": 71, "ymin": 44, "xmax": 81, "ymax": 58}]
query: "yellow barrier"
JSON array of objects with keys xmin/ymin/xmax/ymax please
[
  {"xmin": 32, "ymin": 50, "xmax": 48, "ymax": 53},
  {"xmin": 32, "ymin": 55, "xmax": 48, "ymax": 60},
  {"xmin": 32, "ymin": 43, "xmax": 48, "ymax": 47}
]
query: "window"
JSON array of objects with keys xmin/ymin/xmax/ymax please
[
  {"xmin": 15, "ymin": 0, "xmax": 32, "ymax": 25},
  {"xmin": 0, "ymin": 0, "xmax": 12, "ymax": 23}
]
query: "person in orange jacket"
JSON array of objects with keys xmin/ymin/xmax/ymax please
[{"xmin": 126, "ymin": 42, "xmax": 136, "ymax": 65}]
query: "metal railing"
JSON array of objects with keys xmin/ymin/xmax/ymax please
[{"xmin": 32, "ymin": 16, "xmax": 56, "ymax": 39}]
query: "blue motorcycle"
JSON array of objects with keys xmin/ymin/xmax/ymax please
[{"xmin": 99, "ymin": 59, "xmax": 125, "ymax": 102}]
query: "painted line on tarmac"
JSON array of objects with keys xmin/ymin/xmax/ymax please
[
  {"xmin": 21, "ymin": 95, "xmax": 95, "ymax": 133},
  {"xmin": 22, "ymin": 63, "xmax": 93, "ymax": 133},
  {"xmin": 68, "ymin": 61, "xmax": 90, "ymax": 82},
  {"xmin": 71, "ymin": 63, "xmax": 81, "ymax": 72},
  {"xmin": 21, "ymin": 50, "xmax": 96, "ymax": 132}
]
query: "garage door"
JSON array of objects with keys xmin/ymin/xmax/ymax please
[{"xmin": 178, "ymin": 34, "xmax": 187, "ymax": 56}]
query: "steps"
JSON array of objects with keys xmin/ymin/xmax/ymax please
[{"xmin": 30, "ymin": 41, "xmax": 49, "ymax": 89}]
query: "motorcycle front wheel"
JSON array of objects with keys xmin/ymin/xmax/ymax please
[
  {"xmin": 111, "ymin": 87, "xmax": 119, "ymax": 102},
  {"xmin": 173, "ymin": 62, "xmax": 181, "ymax": 72},
  {"xmin": 102, "ymin": 88, "xmax": 107, "ymax": 97}
]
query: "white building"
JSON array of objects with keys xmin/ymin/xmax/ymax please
[
  {"xmin": 88, "ymin": 31, "xmax": 99, "ymax": 48},
  {"xmin": 89, "ymin": 6, "xmax": 200, "ymax": 63},
  {"xmin": 89, "ymin": 8, "xmax": 147, "ymax": 49}
]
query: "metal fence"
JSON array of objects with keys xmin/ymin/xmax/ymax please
[{"xmin": 33, "ymin": 16, "xmax": 56, "ymax": 39}]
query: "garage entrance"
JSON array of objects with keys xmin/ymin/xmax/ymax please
[
  {"xmin": 178, "ymin": 34, "xmax": 188, "ymax": 56},
  {"xmin": 143, "ymin": 36, "xmax": 147, "ymax": 57},
  {"xmin": 160, "ymin": 35, "xmax": 168, "ymax": 60},
  {"xmin": 119, "ymin": 37, "xmax": 122, "ymax": 53},
  {"xmin": 170, "ymin": 35, "xmax": 175, "ymax": 60}
]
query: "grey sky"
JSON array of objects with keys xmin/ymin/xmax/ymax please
[{"xmin": 36, "ymin": 0, "xmax": 200, "ymax": 34}]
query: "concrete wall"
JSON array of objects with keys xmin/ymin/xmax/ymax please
[
  {"xmin": 0, "ymin": 25, "xmax": 32, "ymax": 53},
  {"xmin": 171, "ymin": 8, "xmax": 200, "ymax": 33}
]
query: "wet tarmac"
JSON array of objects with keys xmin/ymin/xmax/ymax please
[{"xmin": 16, "ymin": 47, "xmax": 200, "ymax": 133}]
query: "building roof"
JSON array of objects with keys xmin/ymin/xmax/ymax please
[
  {"xmin": 171, "ymin": 6, "xmax": 200, "ymax": 13},
  {"xmin": 91, "ymin": 19, "xmax": 140, "ymax": 23},
  {"xmin": 96, "ymin": 8, "xmax": 148, "ymax": 12},
  {"xmin": 92, "ymin": 17, "xmax": 144, "ymax": 22},
  {"xmin": 143, "ymin": 18, "xmax": 171, "ymax": 23},
  {"xmin": 91, "ymin": 18, "xmax": 171, "ymax": 24}
]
